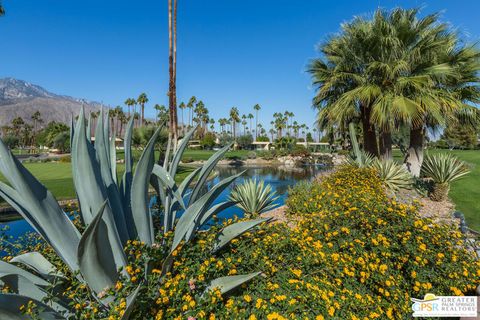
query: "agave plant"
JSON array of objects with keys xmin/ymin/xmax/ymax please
[
  {"xmin": 229, "ymin": 178, "xmax": 279, "ymax": 217},
  {"xmin": 371, "ymin": 159, "xmax": 413, "ymax": 192},
  {"xmin": 421, "ymin": 153, "xmax": 470, "ymax": 201},
  {"xmin": 0, "ymin": 108, "xmax": 268, "ymax": 319},
  {"xmin": 346, "ymin": 123, "xmax": 375, "ymax": 168}
]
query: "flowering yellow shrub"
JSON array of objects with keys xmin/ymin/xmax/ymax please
[{"xmin": 2, "ymin": 166, "xmax": 479, "ymax": 319}]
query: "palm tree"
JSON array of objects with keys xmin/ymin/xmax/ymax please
[
  {"xmin": 168, "ymin": 0, "xmax": 179, "ymax": 142},
  {"xmin": 124, "ymin": 98, "xmax": 135, "ymax": 117},
  {"xmin": 309, "ymin": 8, "xmax": 480, "ymax": 174},
  {"xmin": 253, "ymin": 104, "xmax": 261, "ymax": 140},
  {"xmin": 187, "ymin": 96, "xmax": 196, "ymax": 127},
  {"xmin": 178, "ymin": 102, "xmax": 186, "ymax": 133},
  {"xmin": 247, "ymin": 113, "xmax": 254, "ymax": 134},
  {"xmin": 0, "ymin": 2, "xmax": 5, "ymax": 16},
  {"xmin": 31, "ymin": 111, "xmax": 42, "ymax": 135},
  {"xmin": 137, "ymin": 93, "xmax": 149, "ymax": 126},
  {"xmin": 229, "ymin": 107, "xmax": 240, "ymax": 142}
]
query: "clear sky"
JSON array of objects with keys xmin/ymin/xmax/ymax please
[{"xmin": 2, "ymin": 0, "xmax": 480, "ymax": 130}]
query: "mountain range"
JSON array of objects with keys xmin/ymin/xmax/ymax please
[{"xmin": 0, "ymin": 77, "xmax": 104, "ymax": 128}]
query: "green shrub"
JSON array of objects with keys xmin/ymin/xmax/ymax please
[
  {"xmin": 182, "ymin": 156, "xmax": 194, "ymax": 163},
  {"xmin": 200, "ymin": 132, "xmax": 216, "ymax": 150},
  {"xmin": 256, "ymin": 135, "xmax": 270, "ymax": 142},
  {"xmin": 247, "ymin": 151, "xmax": 257, "ymax": 159},
  {"xmin": 229, "ymin": 178, "xmax": 279, "ymax": 216},
  {"xmin": 59, "ymin": 155, "xmax": 72, "ymax": 163},
  {"xmin": 286, "ymin": 180, "xmax": 320, "ymax": 214},
  {"xmin": 237, "ymin": 134, "xmax": 254, "ymax": 149},
  {"xmin": 290, "ymin": 145, "xmax": 310, "ymax": 157}
]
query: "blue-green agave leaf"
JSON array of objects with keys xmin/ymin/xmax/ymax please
[
  {"xmin": 0, "ymin": 140, "xmax": 80, "ymax": 272},
  {"xmin": 0, "ymin": 260, "xmax": 50, "ymax": 287},
  {"xmin": 168, "ymin": 126, "xmax": 196, "ymax": 176},
  {"xmin": 178, "ymin": 166, "xmax": 201, "ymax": 197},
  {"xmin": 0, "ymin": 294, "xmax": 65, "ymax": 320},
  {"xmin": 77, "ymin": 201, "xmax": 125, "ymax": 296},
  {"xmin": 0, "ymin": 274, "xmax": 71, "ymax": 314},
  {"xmin": 189, "ymin": 143, "xmax": 233, "ymax": 205},
  {"xmin": 86, "ymin": 113, "xmax": 91, "ymax": 141},
  {"xmin": 203, "ymin": 272, "xmax": 262, "ymax": 297},
  {"xmin": 94, "ymin": 110, "xmax": 129, "ymax": 244},
  {"xmin": 171, "ymin": 171, "xmax": 244, "ymax": 253},
  {"xmin": 212, "ymin": 218, "xmax": 271, "ymax": 253},
  {"xmin": 120, "ymin": 117, "xmax": 135, "ymax": 239},
  {"xmin": 10, "ymin": 252, "xmax": 63, "ymax": 281},
  {"xmin": 110, "ymin": 129, "xmax": 117, "ymax": 184},
  {"xmin": 72, "ymin": 109, "xmax": 127, "ymax": 272},
  {"xmin": 131, "ymin": 126, "xmax": 162, "ymax": 246},
  {"xmin": 185, "ymin": 201, "xmax": 236, "ymax": 242},
  {"xmin": 120, "ymin": 284, "xmax": 142, "ymax": 320},
  {"xmin": 152, "ymin": 164, "xmax": 185, "ymax": 209}
]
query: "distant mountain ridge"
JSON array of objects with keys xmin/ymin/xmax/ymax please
[{"xmin": 0, "ymin": 78, "xmax": 105, "ymax": 127}]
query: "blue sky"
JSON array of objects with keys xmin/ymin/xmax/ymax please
[{"xmin": 2, "ymin": 0, "xmax": 480, "ymax": 130}]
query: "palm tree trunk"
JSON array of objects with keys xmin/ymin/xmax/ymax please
[
  {"xmin": 379, "ymin": 131, "xmax": 393, "ymax": 160},
  {"xmin": 141, "ymin": 104, "xmax": 145, "ymax": 126},
  {"xmin": 404, "ymin": 126, "xmax": 425, "ymax": 177},
  {"xmin": 255, "ymin": 110, "xmax": 258, "ymax": 140},
  {"xmin": 361, "ymin": 104, "xmax": 379, "ymax": 157},
  {"xmin": 168, "ymin": 0, "xmax": 178, "ymax": 146}
]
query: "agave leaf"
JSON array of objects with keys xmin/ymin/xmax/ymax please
[
  {"xmin": 120, "ymin": 117, "xmax": 135, "ymax": 239},
  {"xmin": 0, "ymin": 294, "xmax": 65, "ymax": 320},
  {"xmin": 77, "ymin": 201, "xmax": 125, "ymax": 296},
  {"xmin": 185, "ymin": 201, "xmax": 236, "ymax": 241},
  {"xmin": 178, "ymin": 166, "xmax": 201, "ymax": 197},
  {"xmin": 188, "ymin": 143, "xmax": 233, "ymax": 205},
  {"xmin": 71, "ymin": 115, "xmax": 76, "ymax": 149},
  {"xmin": 0, "ymin": 260, "xmax": 50, "ymax": 287},
  {"xmin": 0, "ymin": 274, "xmax": 71, "ymax": 314},
  {"xmin": 152, "ymin": 164, "xmax": 185, "ymax": 209},
  {"xmin": 86, "ymin": 113, "xmax": 91, "ymax": 141},
  {"xmin": 212, "ymin": 218, "xmax": 271, "ymax": 253},
  {"xmin": 120, "ymin": 284, "xmax": 142, "ymax": 320},
  {"xmin": 203, "ymin": 272, "xmax": 262, "ymax": 296},
  {"xmin": 0, "ymin": 139, "xmax": 80, "ymax": 273},
  {"xmin": 171, "ymin": 171, "xmax": 244, "ymax": 253},
  {"xmin": 131, "ymin": 125, "xmax": 162, "ymax": 246},
  {"xmin": 94, "ymin": 110, "xmax": 129, "ymax": 244},
  {"xmin": 72, "ymin": 110, "xmax": 127, "ymax": 273},
  {"xmin": 10, "ymin": 252, "xmax": 63, "ymax": 281},
  {"xmin": 110, "ymin": 129, "xmax": 117, "ymax": 184},
  {"xmin": 168, "ymin": 126, "xmax": 196, "ymax": 176}
]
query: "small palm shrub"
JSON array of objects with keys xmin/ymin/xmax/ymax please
[
  {"xmin": 229, "ymin": 179, "xmax": 279, "ymax": 216},
  {"xmin": 421, "ymin": 153, "xmax": 470, "ymax": 201},
  {"xmin": 346, "ymin": 123, "xmax": 375, "ymax": 168},
  {"xmin": 372, "ymin": 159, "xmax": 413, "ymax": 192}
]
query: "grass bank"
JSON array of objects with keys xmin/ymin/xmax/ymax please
[{"xmin": 394, "ymin": 149, "xmax": 480, "ymax": 229}]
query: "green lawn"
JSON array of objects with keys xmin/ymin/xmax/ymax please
[
  {"xmin": 394, "ymin": 149, "xmax": 480, "ymax": 230},
  {"xmin": 182, "ymin": 149, "xmax": 250, "ymax": 161}
]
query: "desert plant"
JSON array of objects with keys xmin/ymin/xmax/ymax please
[
  {"xmin": 247, "ymin": 151, "xmax": 257, "ymax": 159},
  {"xmin": 346, "ymin": 123, "xmax": 375, "ymax": 168},
  {"xmin": 0, "ymin": 108, "xmax": 268, "ymax": 318},
  {"xmin": 421, "ymin": 153, "xmax": 471, "ymax": 201},
  {"xmin": 229, "ymin": 178, "xmax": 279, "ymax": 217},
  {"xmin": 371, "ymin": 159, "xmax": 413, "ymax": 192}
]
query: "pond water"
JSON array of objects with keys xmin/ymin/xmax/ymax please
[{"xmin": 0, "ymin": 165, "xmax": 327, "ymax": 241}]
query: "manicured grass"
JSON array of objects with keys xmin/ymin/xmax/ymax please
[
  {"xmin": 394, "ymin": 149, "xmax": 480, "ymax": 230},
  {"xmin": 0, "ymin": 161, "xmax": 194, "ymax": 201},
  {"xmin": 182, "ymin": 149, "xmax": 251, "ymax": 161}
]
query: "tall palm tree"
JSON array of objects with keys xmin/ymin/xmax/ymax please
[
  {"xmin": 253, "ymin": 104, "xmax": 261, "ymax": 140},
  {"xmin": 168, "ymin": 0, "xmax": 179, "ymax": 142},
  {"xmin": 124, "ymin": 98, "xmax": 135, "ymax": 117},
  {"xmin": 229, "ymin": 107, "xmax": 240, "ymax": 142},
  {"xmin": 247, "ymin": 113, "xmax": 254, "ymax": 134},
  {"xmin": 178, "ymin": 102, "xmax": 186, "ymax": 133},
  {"xmin": 137, "ymin": 93, "xmax": 149, "ymax": 126},
  {"xmin": 187, "ymin": 96, "xmax": 197, "ymax": 127}
]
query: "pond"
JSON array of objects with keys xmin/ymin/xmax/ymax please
[{"xmin": 0, "ymin": 165, "xmax": 327, "ymax": 241}]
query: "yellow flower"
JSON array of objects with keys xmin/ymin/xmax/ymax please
[{"xmin": 244, "ymin": 295, "xmax": 252, "ymax": 303}]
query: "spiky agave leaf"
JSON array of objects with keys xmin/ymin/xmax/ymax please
[
  {"xmin": 372, "ymin": 159, "xmax": 413, "ymax": 191},
  {"xmin": 421, "ymin": 153, "xmax": 471, "ymax": 184},
  {"xmin": 0, "ymin": 139, "xmax": 81, "ymax": 273},
  {"xmin": 212, "ymin": 218, "xmax": 271, "ymax": 253},
  {"xmin": 229, "ymin": 179, "xmax": 279, "ymax": 215},
  {"xmin": 203, "ymin": 272, "xmax": 262, "ymax": 297},
  {"xmin": 0, "ymin": 293, "xmax": 65, "ymax": 320},
  {"xmin": 10, "ymin": 252, "xmax": 64, "ymax": 281},
  {"xmin": 77, "ymin": 201, "xmax": 127, "ymax": 299},
  {"xmin": 130, "ymin": 125, "xmax": 163, "ymax": 246}
]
